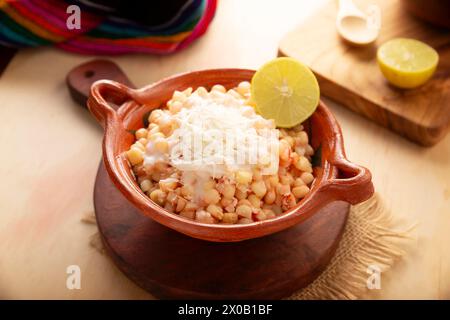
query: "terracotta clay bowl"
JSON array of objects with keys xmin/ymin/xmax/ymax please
[{"xmin": 87, "ymin": 69, "xmax": 374, "ymax": 242}]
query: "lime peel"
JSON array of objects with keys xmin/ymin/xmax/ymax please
[
  {"xmin": 377, "ymin": 38, "xmax": 439, "ymax": 89},
  {"xmin": 251, "ymin": 57, "xmax": 320, "ymax": 128}
]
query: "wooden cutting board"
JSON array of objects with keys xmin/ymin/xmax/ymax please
[{"xmin": 279, "ymin": 0, "xmax": 450, "ymax": 146}]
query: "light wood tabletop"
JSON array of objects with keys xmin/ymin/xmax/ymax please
[{"xmin": 0, "ymin": 0, "xmax": 449, "ymax": 299}]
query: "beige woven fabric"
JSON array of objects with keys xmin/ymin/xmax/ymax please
[
  {"xmin": 290, "ymin": 193, "xmax": 414, "ymax": 299},
  {"xmin": 83, "ymin": 193, "xmax": 414, "ymax": 299}
]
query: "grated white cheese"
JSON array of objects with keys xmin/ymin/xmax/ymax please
[{"xmin": 166, "ymin": 91, "xmax": 279, "ymax": 179}]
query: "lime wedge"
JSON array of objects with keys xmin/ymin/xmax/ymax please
[
  {"xmin": 377, "ymin": 38, "xmax": 439, "ymax": 88},
  {"xmin": 251, "ymin": 57, "xmax": 320, "ymax": 128}
]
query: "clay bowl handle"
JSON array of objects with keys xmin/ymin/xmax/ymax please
[
  {"xmin": 322, "ymin": 157, "xmax": 373, "ymax": 205},
  {"xmin": 87, "ymin": 80, "xmax": 139, "ymax": 127},
  {"xmin": 66, "ymin": 59, "xmax": 135, "ymax": 108}
]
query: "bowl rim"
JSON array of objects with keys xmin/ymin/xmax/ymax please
[{"xmin": 87, "ymin": 68, "xmax": 374, "ymax": 242}]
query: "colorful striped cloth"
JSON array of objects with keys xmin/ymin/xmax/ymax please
[{"xmin": 0, "ymin": 0, "xmax": 217, "ymax": 55}]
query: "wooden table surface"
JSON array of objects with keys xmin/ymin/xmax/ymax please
[{"xmin": 0, "ymin": 0, "xmax": 449, "ymax": 299}]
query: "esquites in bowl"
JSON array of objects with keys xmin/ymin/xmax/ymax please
[
  {"xmin": 87, "ymin": 58, "xmax": 374, "ymax": 242},
  {"xmin": 126, "ymin": 81, "xmax": 316, "ymax": 225}
]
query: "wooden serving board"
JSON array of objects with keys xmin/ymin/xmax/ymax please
[
  {"xmin": 94, "ymin": 163, "xmax": 349, "ymax": 299},
  {"xmin": 66, "ymin": 60, "xmax": 350, "ymax": 299},
  {"xmin": 279, "ymin": 0, "xmax": 450, "ymax": 146}
]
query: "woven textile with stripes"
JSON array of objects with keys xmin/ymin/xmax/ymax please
[{"xmin": 0, "ymin": 0, "xmax": 217, "ymax": 54}]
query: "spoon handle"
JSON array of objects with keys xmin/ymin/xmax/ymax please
[
  {"xmin": 66, "ymin": 59, "xmax": 135, "ymax": 109},
  {"xmin": 338, "ymin": 0, "xmax": 363, "ymax": 16}
]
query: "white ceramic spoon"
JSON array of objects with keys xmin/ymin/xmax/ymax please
[{"xmin": 336, "ymin": 0, "xmax": 380, "ymax": 45}]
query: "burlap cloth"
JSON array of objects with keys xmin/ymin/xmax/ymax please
[{"xmin": 82, "ymin": 193, "xmax": 415, "ymax": 299}]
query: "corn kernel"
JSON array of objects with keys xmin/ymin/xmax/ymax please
[
  {"xmin": 241, "ymin": 106, "xmax": 255, "ymax": 117},
  {"xmin": 184, "ymin": 202, "xmax": 198, "ymax": 212},
  {"xmin": 280, "ymin": 174, "xmax": 294, "ymax": 186},
  {"xmin": 235, "ymin": 188, "xmax": 247, "ymax": 200},
  {"xmin": 252, "ymin": 169, "xmax": 263, "ymax": 181},
  {"xmin": 176, "ymin": 197, "xmax": 187, "ymax": 212},
  {"xmin": 140, "ymin": 179, "xmax": 152, "ymax": 192},
  {"xmin": 159, "ymin": 178, "xmax": 178, "ymax": 192},
  {"xmin": 164, "ymin": 202, "xmax": 174, "ymax": 212},
  {"xmin": 148, "ymin": 132, "xmax": 165, "ymax": 141},
  {"xmin": 172, "ymin": 90, "xmax": 186, "ymax": 102},
  {"xmin": 300, "ymin": 172, "xmax": 314, "ymax": 185},
  {"xmin": 182, "ymin": 87, "xmax": 193, "ymax": 96},
  {"xmin": 148, "ymin": 125, "xmax": 160, "ymax": 136},
  {"xmin": 263, "ymin": 209, "xmax": 276, "ymax": 219},
  {"xmin": 248, "ymin": 194, "xmax": 261, "ymax": 208},
  {"xmin": 236, "ymin": 205, "xmax": 252, "ymax": 219},
  {"xmin": 222, "ymin": 212, "xmax": 238, "ymax": 224},
  {"xmin": 279, "ymin": 140, "xmax": 290, "ymax": 161},
  {"xmin": 221, "ymin": 197, "xmax": 237, "ymax": 213},
  {"xmin": 195, "ymin": 86, "xmax": 208, "ymax": 97},
  {"xmin": 135, "ymin": 128, "xmax": 148, "ymax": 140},
  {"xmin": 294, "ymin": 178, "xmax": 306, "ymax": 187},
  {"xmin": 292, "ymin": 185, "xmax": 310, "ymax": 199},
  {"xmin": 203, "ymin": 179, "xmax": 216, "ymax": 191},
  {"xmin": 297, "ymin": 131, "xmax": 309, "ymax": 145},
  {"xmin": 159, "ymin": 118, "xmax": 175, "ymax": 136},
  {"xmin": 204, "ymin": 189, "xmax": 220, "ymax": 204},
  {"xmin": 126, "ymin": 148, "xmax": 144, "ymax": 165},
  {"xmin": 148, "ymin": 109, "xmax": 163, "ymax": 124},
  {"xmin": 281, "ymin": 193, "xmax": 297, "ymax": 210},
  {"xmin": 268, "ymin": 175, "xmax": 279, "ymax": 187},
  {"xmin": 138, "ymin": 138, "xmax": 148, "ymax": 147},
  {"xmin": 236, "ymin": 171, "xmax": 253, "ymax": 184},
  {"xmin": 227, "ymin": 89, "xmax": 242, "ymax": 99},
  {"xmin": 211, "ymin": 84, "xmax": 226, "ymax": 93},
  {"xmin": 255, "ymin": 210, "xmax": 267, "ymax": 221},
  {"xmin": 295, "ymin": 146, "xmax": 306, "ymax": 156},
  {"xmin": 305, "ymin": 145, "xmax": 314, "ymax": 156},
  {"xmin": 149, "ymin": 189, "xmax": 166, "ymax": 206},
  {"xmin": 195, "ymin": 210, "xmax": 215, "ymax": 223},
  {"xmin": 236, "ymin": 81, "xmax": 251, "ymax": 95},
  {"xmin": 294, "ymin": 156, "xmax": 313, "ymax": 172},
  {"xmin": 207, "ymin": 204, "xmax": 224, "ymax": 220},
  {"xmin": 181, "ymin": 185, "xmax": 194, "ymax": 198},
  {"xmin": 154, "ymin": 138, "xmax": 169, "ymax": 153},
  {"xmin": 237, "ymin": 199, "xmax": 252, "ymax": 207},
  {"xmin": 251, "ymin": 180, "xmax": 267, "ymax": 198},
  {"xmin": 169, "ymin": 101, "xmax": 183, "ymax": 114},
  {"xmin": 222, "ymin": 184, "xmax": 236, "ymax": 199},
  {"xmin": 272, "ymin": 205, "xmax": 282, "ymax": 215},
  {"xmin": 264, "ymin": 188, "xmax": 276, "ymax": 204},
  {"xmin": 133, "ymin": 142, "xmax": 145, "ymax": 151},
  {"xmin": 284, "ymin": 136, "xmax": 295, "ymax": 148},
  {"xmin": 166, "ymin": 191, "xmax": 178, "ymax": 205},
  {"xmin": 276, "ymin": 183, "xmax": 290, "ymax": 196}
]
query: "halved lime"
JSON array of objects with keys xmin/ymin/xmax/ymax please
[
  {"xmin": 251, "ymin": 57, "xmax": 320, "ymax": 128},
  {"xmin": 377, "ymin": 38, "xmax": 439, "ymax": 89}
]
